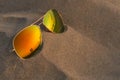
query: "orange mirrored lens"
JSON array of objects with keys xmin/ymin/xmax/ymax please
[{"xmin": 13, "ymin": 25, "xmax": 42, "ymax": 59}]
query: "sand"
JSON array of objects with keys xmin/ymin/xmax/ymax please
[{"xmin": 0, "ymin": 0, "xmax": 120, "ymax": 80}]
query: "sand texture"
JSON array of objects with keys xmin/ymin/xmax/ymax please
[{"xmin": 0, "ymin": 0, "xmax": 120, "ymax": 80}]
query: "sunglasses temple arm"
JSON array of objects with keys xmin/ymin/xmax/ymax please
[
  {"xmin": 9, "ymin": 48, "xmax": 15, "ymax": 53},
  {"xmin": 31, "ymin": 16, "xmax": 43, "ymax": 25}
]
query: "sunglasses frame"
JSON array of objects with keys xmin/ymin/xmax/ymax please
[{"xmin": 11, "ymin": 9, "xmax": 65, "ymax": 59}]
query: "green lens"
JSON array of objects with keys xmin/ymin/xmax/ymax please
[{"xmin": 43, "ymin": 9, "xmax": 64, "ymax": 33}]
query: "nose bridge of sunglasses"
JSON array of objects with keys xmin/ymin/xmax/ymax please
[
  {"xmin": 31, "ymin": 16, "xmax": 43, "ymax": 26},
  {"xmin": 31, "ymin": 16, "xmax": 50, "ymax": 32}
]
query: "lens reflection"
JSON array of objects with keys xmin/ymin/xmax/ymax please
[{"xmin": 13, "ymin": 25, "xmax": 42, "ymax": 58}]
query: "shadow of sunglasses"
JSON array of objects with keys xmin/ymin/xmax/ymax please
[{"xmin": 11, "ymin": 9, "xmax": 66, "ymax": 59}]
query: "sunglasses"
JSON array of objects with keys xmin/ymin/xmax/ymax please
[{"xmin": 12, "ymin": 9, "xmax": 65, "ymax": 59}]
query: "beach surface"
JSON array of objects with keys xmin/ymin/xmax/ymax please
[{"xmin": 0, "ymin": 0, "xmax": 120, "ymax": 80}]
